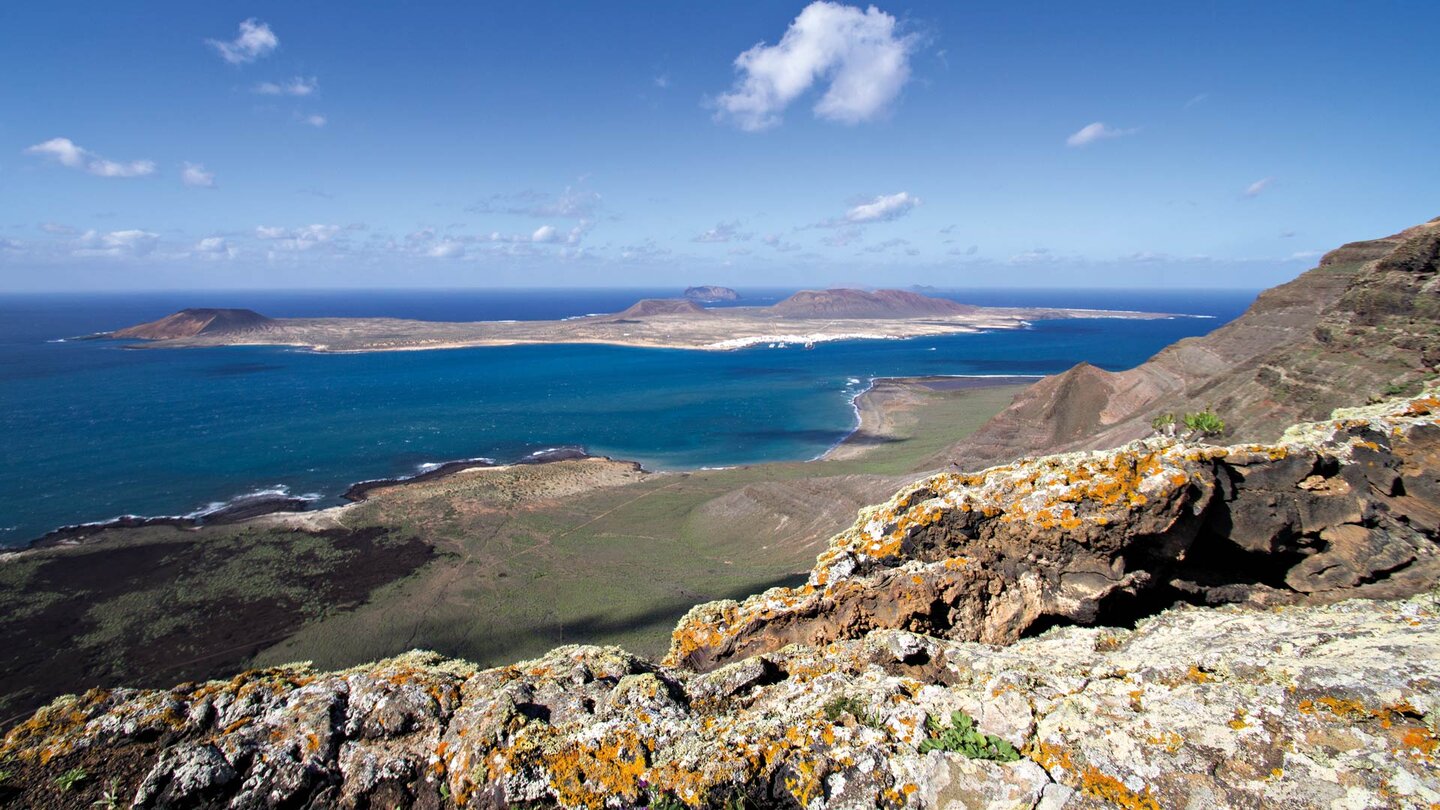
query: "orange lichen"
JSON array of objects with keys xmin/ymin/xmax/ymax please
[{"xmin": 1080, "ymin": 769, "xmax": 1162, "ymax": 810}]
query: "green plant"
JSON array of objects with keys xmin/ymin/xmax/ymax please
[
  {"xmin": 1383, "ymin": 380, "xmax": 1420, "ymax": 398},
  {"xmin": 917, "ymin": 710, "xmax": 1021, "ymax": 761},
  {"xmin": 1182, "ymin": 408, "xmax": 1225, "ymax": 438},
  {"xmin": 823, "ymin": 695, "xmax": 882, "ymax": 728},
  {"xmin": 1149, "ymin": 412, "xmax": 1176, "ymax": 435},
  {"xmin": 0, "ymin": 768, "xmax": 11, "ymax": 785},
  {"xmin": 56, "ymin": 767, "xmax": 88, "ymax": 791},
  {"xmin": 92, "ymin": 781, "xmax": 122, "ymax": 808}
]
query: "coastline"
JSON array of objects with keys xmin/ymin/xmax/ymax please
[
  {"xmin": 8, "ymin": 376, "xmax": 1034, "ymax": 551},
  {"xmin": 822, "ymin": 375, "xmax": 1038, "ymax": 462}
]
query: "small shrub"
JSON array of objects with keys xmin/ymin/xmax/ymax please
[
  {"xmin": 0, "ymin": 768, "xmax": 10, "ymax": 784},
  {"xmin": 92, "ymin": 781, "xmax": 122, "ymax": 809},
  {"xmin": 1382, "ymin": 380, "xmax": 1420, "ymax": 399},
  {"xmin": 1149, "ymin": 412, "xmax": 1176, "ymax": 436},
  {"xmin": 1182, "ymin": 408, "xmax": 1225, "ymax": 438},
  {"xmin": 823, "ymin": 695, "xmax": 882, "ymax": 728},
  {"xmin": 917, "ymin": 710, "xmax": 1020, "ymax": 761},
  {"xmin": 56, "ymin": 767, "xmax": 88, "ymax": 791}
]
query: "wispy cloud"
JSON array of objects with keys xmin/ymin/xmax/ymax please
[
  {"xmin": 693, "ymin": 221, "xmax": 751, "ymax": 243},
  {"xmin": 75, "ymin": 229, "xmax": 160, "ymax": 257},
  {"xmin": 468, "ymin": 185, "xmax": 602, "ymax": 219},
  {"xmin": 1183, "ymin": 92, "xmax": 1209, "ymax": 109},
  {"xmin": 714, "ymin": 1, "xmax": 919, "ymax": 131},
  {"xmin": 207, "ymin": 19, "xmax": 279, "ymax": 65},
  {"xmin": 300, "ymin": 114, "xmax": 327, "ymax": 128},
  {"xmin": 842, "ymin": 191, "xmax": 919, "ymax": 223},
  {"xmin": 763, "ymin": 233, "xmax": 802, "ymax": 252},
  {"xmin": 255, "ymin": 224, "xmax": 341, "ymax": 251},
  {"xmin": 24, "ymin": 138, "xmax": 155, "ymax": 178},
  {"xmin": 1065, "ymin": 122, "xmax": 1137, "ymax": 147},
  {"xmin": 254, "ymin": 76, "xmax": 317, "ymax": 96},
  {"xmin": 1243, "ymin": 177, "xmax": 1273, "ymax": 198},
  {"xmin": 181, "ymin": 162, "xmax": 216, "ymax": 188}
]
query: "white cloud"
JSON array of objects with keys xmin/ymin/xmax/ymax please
[
  {"xmin": 844, "ymin": 191, "xmax": 919, "ymax": 223},
  {"xmin": 254, "ymin": 76, "xmax": 317, "ymax": 96},
  {"xmin": 1243, "ymin": 177, "xmax": 1273, "ymax": 198},
  {"xmin": 1183, "ymin": 92, "xmax": 1209, "ymax": 109},
  {"xmin": 487, "ymin": 221, "xmax": 590, "ymax": 246},
  {"xmin": 427, "ymin": 241, "xmax": 466, "ymax": 258},
  {"xmin": 24, "ymin": 138, "xmax": 155, "ymax": 178},
  {"xmin": 714, "ymin": 1, "xmax": 918, "ymax": 131},
  {"xmin": 302, "ymin": 114, "xmax": 327, "ymax": 128},
  {"xmin": 181, "ymin": 162, "xmax": 216, "ymax": 188},
  {"xmin": 194, "ymin": 236, "xmax": 238, "ymax": 259},
  {"xmin": 1065, "ymin": 122, "xmax": 1137, "ymax": 147},
  {"xmin": 207, "ymin": 19, "xmax": 279, "ymax": 65},
  {"xmin": 39, "ymin": 222, "xmax": 76, "ymax": 235},
  {"xmin": 75, "ymin": 229, "xmax": 160, "ymax": 257},
  {"xmin": 693, "ymin": 221, "xmax": 750, "ymax": 243},
  {"xmin": 255, "ymin": 223, "xmax": 341, "ymax": 251},
  {"xmin": 653, "ymin": 74, "xmax": 671, "ymax": 89}
]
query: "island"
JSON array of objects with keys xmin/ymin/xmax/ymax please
[
  {"xmin": 682, "ymin": 285, "xmax": 739, "ymax": 302},
  {"xmin": 101, "ymin": 288, "xmax": 1175, "ymax": 353}
]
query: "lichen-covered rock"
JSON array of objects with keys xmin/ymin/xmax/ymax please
[
  {"xmin": 2, "ymin": 595, "xmax": 1437, "ymax": 808},
  {"xmin": 666, "ymin": 389, "xmax": 1440, "ymax": 673}
]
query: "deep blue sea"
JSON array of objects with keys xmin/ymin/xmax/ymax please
[{"xmin": 0, "ymin": 288, "xmax": 1258, "ymax": 546}]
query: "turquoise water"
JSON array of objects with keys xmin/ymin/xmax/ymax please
[{"xmin": 0, "ymin": 289, "xmax": 1257, "ymax": 545}]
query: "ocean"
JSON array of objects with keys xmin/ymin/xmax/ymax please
[{"xmin": 0, "ymin": 288, "xmax": 1257, "ymax": 546}]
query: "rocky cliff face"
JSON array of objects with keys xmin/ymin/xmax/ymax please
[
  {"xmin": 943, "ymin": 217, "xmax": 1440, "ymax": 470},
  {"xmin": 4, "ymin": 391, "xmax": 1439, "ymax": 809}
]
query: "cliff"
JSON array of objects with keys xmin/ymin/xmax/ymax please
[
  {"xmin": 941, "ymin": 217, "xmax": 1440, "ymax": 470},
  {"xmin": 4, "ymin": 390, "xmax": 1439, "ymax": 808},
  {"xmin": 770, "ymin": 289, "xmax": 979, "ymax": 319},
  {"xmin": 108, "ymin": 308, "xmax": 274, "ymax": 340}
]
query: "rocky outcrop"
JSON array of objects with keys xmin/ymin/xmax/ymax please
[
  {"xmin": 683, "ymin": 286, "xmax": 739, "ymax": 303},
  {"xmin": 109, "ymin": 308, "xmax": 273, "ymax": 340},
  {"xmin": 2, "ymin": 595, "xmax": 1436, "ymax": 808},
  {"xmin": 4, "ymin": 392, "xmax": 1440, "ymax": 808},
  {"xmin": 769, "ymin": 290, "xmax": 978, "ymax": 319},
  {"xmin": 668, "ymin": 390, "xmax": 1440, "ymax": 673},
  {"xmin": 944, "ymin": 217, "xmax": 1440, "ymax": 470}
]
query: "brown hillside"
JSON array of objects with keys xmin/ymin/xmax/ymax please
[
  {"xmin": 109, "ymin": 308, "xmax": 274, "ymax": 340},
  {"xmin": 938, "ymin": 217, "xmax": 1440, "ymax": 469}
]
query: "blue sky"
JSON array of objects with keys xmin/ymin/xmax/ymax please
[{"xmin": 2, "ymin": 1, "xmax": 1437, "ymax": 290}]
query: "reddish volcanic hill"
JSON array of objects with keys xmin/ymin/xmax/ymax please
[
  {"xmin": 614, "ymin": 299, "xmax": 710, "ymax": 318},
  {"xmin": 110, "ymin": 308, "xmax": 274, "ymax": 340},
  {"xmin": 769, "ymin": 288, "xmax": 978, "ymax": 318}
]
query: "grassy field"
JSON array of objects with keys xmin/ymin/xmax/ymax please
[
  {"xmin": 253, "ymin": 381, "xmax": 1026, "ymax": 669},
  {"xmin": 0, "ymin": 380, "xmax": 1024, "ymax": 720}
]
